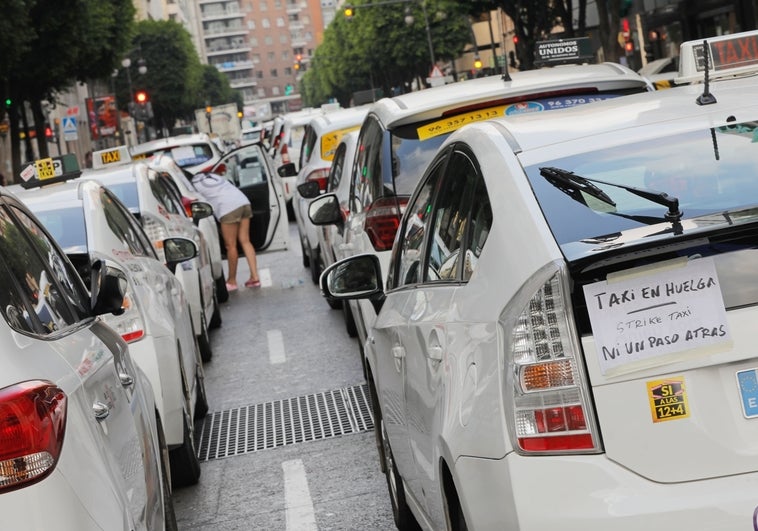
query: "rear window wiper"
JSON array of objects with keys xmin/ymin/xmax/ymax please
[{"xmin": 539, "ymin": 167, "xmax": 683, "ymax": 224}]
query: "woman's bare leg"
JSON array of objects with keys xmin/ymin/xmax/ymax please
[
  {"xmin": 238, "ymin": 217, "xmax": 259, "ymax": 282},
  {"xmin": 221, "ymin": 222, "xmax": 240, "ymax": 286}
]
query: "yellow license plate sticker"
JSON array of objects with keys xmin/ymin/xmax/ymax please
[
  {"xmin": 417, "ymin": 105, "xmax": 507, "ymax": 141},
  {"xmin": 320, "ymin": 125, "xmax": 361, "ymax": 161},
  {"xmin": 35, "ymin": 157, "xmax": 57, "ymax": 180},
  {"xmin": 647, "ymin": 377, "xmax": 690, "ymax": 423}
]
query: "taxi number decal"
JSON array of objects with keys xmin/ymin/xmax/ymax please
[
  {"xmin": 132, "ymin": 153, "xmax": 148, "ymax": 160},
  {"xmin": 35, "ymin": 157, "xmax": 61, "ymax": 180},
  {"xmin": 417, "ymin": 106, "xmax": 507, "ymax": 141},
  {"xmin": 321, "ymin": 125, "xmax": 361, "ymax": 161},
  {"xmin": 99, "ymin": 149, "xmax": 121, "ymax": 165},
  {"xmin": 647, "ymin": 377, "xmax": 690, "ymax": 422}
]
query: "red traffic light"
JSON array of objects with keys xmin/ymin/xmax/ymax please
[{"xmin": 135, "ymin": 90, "xmax": 149, "ymax": 104}]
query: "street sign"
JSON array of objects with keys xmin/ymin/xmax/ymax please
[{"xmin": 62, "ymin": 116, "xmax": 78, "ymax": 141}]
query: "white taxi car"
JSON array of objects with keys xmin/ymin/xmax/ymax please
[
  {"xmin": 0, "ymin": 175, "xmax": 175, "ymax": 529},
  {"xmin": 130, "ymin": 132, "xmax": 225, "ymax": 175},
  {"xmin": 11, "ymin": 167, "xmax": 207, "ymax": 487},
  {"xmin": 292, "ymin": 105, "xmax": 370, "ymax": 285},
  {"xmin": 310, "ymin": 52, "xmax": 652, "ymax": 375},
  {"xmin": 85, "ymin": 149, "xmax": 218, "ymax": 362},
  {"xmin": 318, "ymin": 31, "xmax": 758, "ymax": 530}
]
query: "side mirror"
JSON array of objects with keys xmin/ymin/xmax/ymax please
[
  {"xmin": 320, "ymin": 254, "xmax": 385, "ymax": 313},
  {"xmin": 190, "ymin": 201, "xmax": 214, "ymax": 225},
  {"xmin": 308, "ymin": 193, "xmax": 342, "ymax": 225},
  {"xmin": 164, "ymin": 237, "xmax": 198, "ymax": 274},
  {"xmin": 297, "ymin": 181, "xmax": 321, "ymax": 199},
  {"xmin": 278, "ymin": 162, "xmax": 297, "ymax": 178},
  {"xmin": 90, "ymin": 259, "xmax": 127, "ymax": 316}
]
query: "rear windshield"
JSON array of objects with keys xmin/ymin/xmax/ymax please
[
  {"xmin": 33, "ymin": 207, "xmax": 87, "ymax": 254},
  {"xmin": 135, "ymin": 143, "xmax": 214, "ymax": 168},
  {"xmin": 523, "ymin": 119, "xmax": 758, "ymax": 258},
  {"xmin": 105, "ymin": 181, "xmax": 140, "ymax": 213},
  {"xmin": 389, "ymin": 92, "xmax": 633, "ymax": 197}
]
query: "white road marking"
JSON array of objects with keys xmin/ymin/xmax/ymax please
[
  {"xmin": 268, "ymin": 329, "xmax": 286, "ymax": 364},
  {"xmin": 283, "ymin": 459, "xmax": 317, "ymax": 531},
  {"xmin": 259, "ymin": 267, "xmax": 272, "ymax": 287}
]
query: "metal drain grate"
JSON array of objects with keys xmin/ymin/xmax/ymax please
[{"xmin": 196, "ymin": 383, "xmax": 374, "ymax": 461}]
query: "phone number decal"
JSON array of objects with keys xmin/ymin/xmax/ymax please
[{"xmin": 417, "ymin": 106, "xmax": 506, "ymax": 140}]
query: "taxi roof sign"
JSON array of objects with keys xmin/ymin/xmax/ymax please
[
  {"xmin": 19, "ymin": 154, "xmax": 81, "ymax": 189},
  {"xmin": 677, "ymin": 30, "xmax": 758, "ymax": 83},
  {"xmin": 92, "ymin": 145, "xmax": 131, "ymax": 169}
]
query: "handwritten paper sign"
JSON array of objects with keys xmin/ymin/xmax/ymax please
[{"xmin": 583, "ymin": 257, "xmax": 731, "ymax": 375}]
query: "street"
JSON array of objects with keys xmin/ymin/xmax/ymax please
[{"xmin": 173, "ymin": 221, "xmax": 396, "ymax": 530}]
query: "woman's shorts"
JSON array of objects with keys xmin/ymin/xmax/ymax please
[{"xmin": 220, "ymin": 204, "xmax": 253, "ymax": 224}]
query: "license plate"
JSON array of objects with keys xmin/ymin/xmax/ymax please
[{"xmin": 736, "ymin": 369, "xmax": 758, "ymax": 418}]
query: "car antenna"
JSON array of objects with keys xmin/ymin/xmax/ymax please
[
  {"xmin": 501, "ymin": 53, "xmax": 512, "ymax": 82},
  {"xmin": 697, "ymin": 39, "xmax": 717, "ymax": 106}
]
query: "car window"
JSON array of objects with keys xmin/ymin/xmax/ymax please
[
  {"xmin": 327, "ymin": 142, "xmax": 347, "ymax": 193},
  {"xmin": 32, "ymin": 207, "xmax": 88, "ymax": 254},
  {"xmin": 394, "ymin": 158, "xmax": 444, "ymax": 288},
  {"xmin": 462, "ymin": 169, "xmax": 492, "ymax": 282},
  {"xmin": 352, "ymin": 117, "xmax": 384, "ymax": 213},
  {"xmin": 426, "ymin": 149, "xmax": 478, "ymax": 282},
  {"xmin": 101, "ymin": 188, "xmax": 157, "ymax": 258},
  {"xmin": 148, "ymin": 171, "xmax": 182, "ymax": 215},
  {"xmin": 0, "ymin": 204, "xmax": 89, "ymax": 334},
  {"xmin": 300, "ymin": 125, "xmax": 317, "ymax": 168}
]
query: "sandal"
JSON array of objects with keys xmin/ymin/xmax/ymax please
[
  {"xmin": 226, "ymin": 282, "xmax": 238, "ymax": 292},
  {"xmin": 245, "ymin": 279, "xmax": 261, "ymax": 288}
]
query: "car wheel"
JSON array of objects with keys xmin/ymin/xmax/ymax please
[
  {"xmin": 169, "ymin": 410, "xmax": 201, "ymax": 488},
  {"xmin": 209, "ymin": 290, "xmax": 222, "ymax": 330},
  {"xmin": 343, "ymin": 301, "xmax": 358, "ymax": 337},
  {"xmin": 301, "ymin": 238, "xmax": 310, "ymax": 268},
  {"xmin": 193, "ymin": 363, "xmax": 209, "ymax": 419},
  {"xmin": 198, "ymin": 309, "xmax": 213, "ymax": 362},
  {"xmin": 381, "ymin": 417, "xmax": 415, "ymax": 529},
  {"xmin": 309, "ymin": 245, "xmax": 320, "ymax": 284},
  {"xmin": 215, "ymin": 275, "xmax": 229, "ymax": 304},
  {"xmin": 156, "ymin": 414, "xmax": 179, "ymax": 531}
]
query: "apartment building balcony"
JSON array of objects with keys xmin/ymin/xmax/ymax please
[
  {"xmin": 286, "ymin": 1, "xmax": 306, "ymax": 15},
  {"xmin": 229, "ymin": 77, "xmax": 257, "ymax": 89},
  {"xmin": 214, "ymin": 60, "xmax": 255, "ymax": 73},
  {"xmin": 206, "ymin": 42, "xmax": 252, "ymax": 57},
  {"xmin": 203, "ymin": 24, "xmax": 248, "ymax": 38},
  {"xmin": 201, "ymin": 6, "xmax": 243, "ymax": 22}
]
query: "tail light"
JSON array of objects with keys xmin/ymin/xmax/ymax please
[
  {"xmin": 181, "ymin": 196, "xmax": 194, "ymax": 218},
  {"xmin": 280, "ymin": 143, "xmax": 290, "ymax": 164},
  {"xmin": 107, "ymin": 289, "xmax": 146, "ymax": 343},
  {"xmin": 141, "ymin": 214, "xmax": 170, "ymax": 263},
  {"xmin": 365, "ymin": 197, "xmax": 408, "ymax": 251},
  {"xmin": 305, "ymin": 167, "xmax": 330, "ymax": 192},
  {"xmin": 0, "ymin": 381, "xmax": 67, "ymax": 492},
  {"xmin": 502, "ymin": 261, "xmax": 601, "ymax": 454}
]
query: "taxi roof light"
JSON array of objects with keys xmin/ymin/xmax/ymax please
[{"xmin": 676, "ymin": 29, "xmax": 758, "ymax": 84}]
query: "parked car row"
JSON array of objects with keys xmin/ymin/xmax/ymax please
[{"xmin": 304, "ymin": 31, "xmax": 758, "ymax": 529}]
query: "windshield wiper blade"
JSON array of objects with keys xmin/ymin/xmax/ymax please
[{"xmin": 539, "ymin": 167, "xmax": 683, "ymax": 223}]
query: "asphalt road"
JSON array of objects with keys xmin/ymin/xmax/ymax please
[{"xmin": 173, "ymin": 221, "xmax": 396, "ymax": 530}]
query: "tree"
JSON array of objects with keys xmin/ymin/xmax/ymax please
[{"xmin": 2, "ymin": 0, "xmax": 135, "ymax": 177}]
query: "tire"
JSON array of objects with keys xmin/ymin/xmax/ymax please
[
  {"xmin": 301, "ymin": 238, "xmax": 310, "ymax": 268},
  {"xmin": 381, "ymin": 417, "xmax": 415, "ymax": 530},
  {"xmin": 169, "ymin": 410, "xmax": 201, "ymax": 488},
  {"xmin": 156, "ymin": 414, "xmax": 179, "ymax": 531},
  {"xmin": 343, "ymin": 301, "xmax": 358, "ymax": 338},
  {"xmin": 309, "ymin": 245, "xmax": 320, "ymax": 284},
  {"xmin": 197, "ymin": 308, "xmax": 213, "ymax": 362},
  {"xmin": 215, "ymin": 275, "xmax": 229, "ymax": 304},
  {"xmin": 327, "ymin": 295, "xmax": 342, "ymax": 310},
  {"xmin": 193, "ymin": 363, "xmax": 209, "ymax": 419},
  {"xmin": 209, "ymin": 291, "xmax": 222, "ymax": 330}
]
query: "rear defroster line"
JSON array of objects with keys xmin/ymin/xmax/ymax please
[{"xmin": 195, "ymin": 383, "xmax": 374, "ymax": 461}]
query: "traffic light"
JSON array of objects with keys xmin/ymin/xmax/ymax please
[
  {"xmin": 294, "ymin": 54, "xmax": 302, "ymax": 71},
  {"xmin": 135, "ymin": 90, "xmax": 149, "ymax": 104},
  {"xmin": 344, "ymin": 5, "xmax": 354, "ymax": 19},
  {"xmin": 3, "ymin": 97, "xmax": 10, "ymax": 109},
  {"xmin": 473, "ymin": 56, "xmax": 483, "ymax": 70}
]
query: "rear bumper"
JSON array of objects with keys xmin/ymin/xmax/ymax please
[{"xmin": 455, "ymin": 453, "xmax": 758, "ymax": 530}]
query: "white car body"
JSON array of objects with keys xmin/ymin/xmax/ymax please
[
  {"xmin": 0, "ymin": 187, "xmax": 172, "ymax": 529},
  {"xmin": 11, "ymin": 178, "xmax": 206, "ymax": 487},
  {"xmin": 83, "ymin": 161, "xmax": 218, "ymax": 362},
  {"xmin": 293, "ymin": 106, "xmax": 370, "ymax": 284},
  {"xmin": 332, "ymin": 63, "xmax": 652, "ymax": 371},
  {"xmin": 321, "ymin": 30, "xmax": 758, "ymax": 530},
  {"xmin": 148, "ymin": 155, "xmax": 226, "ymax": 296}
]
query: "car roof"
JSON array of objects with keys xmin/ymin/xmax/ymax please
[
  {"xmin": 306, "ymin": 105, "xmax": 371, "ymax": 133},
  {"xmin": 470, "ymin": 74, "xmax": 757, "ymax": 160},
  {"xmin": 7, "ymin": 178, "xmax": 94, "ymax": 211},
  {"xmin": 369, "ymin": 63, "xmax": 650, "ymax": 128}
]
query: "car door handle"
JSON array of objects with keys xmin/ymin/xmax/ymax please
[
  {"xmin": 426, "ymin": 345, "xmax": 443, "ymax": 362},
  {"xmin": 92, "ymin": 401, "xmax": 110, "ymax": 421},
  {"xmin": 392, "ymin": 345, "xmax": 406, "ymax": 360},
  {"xmin": 118, "ymin": 372, "xmax": 134, "ymax": 388}
]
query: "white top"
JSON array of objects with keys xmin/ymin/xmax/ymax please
[{"xmin": 191, "ymin": 172, "xmax": 250, "ymax": 220}]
